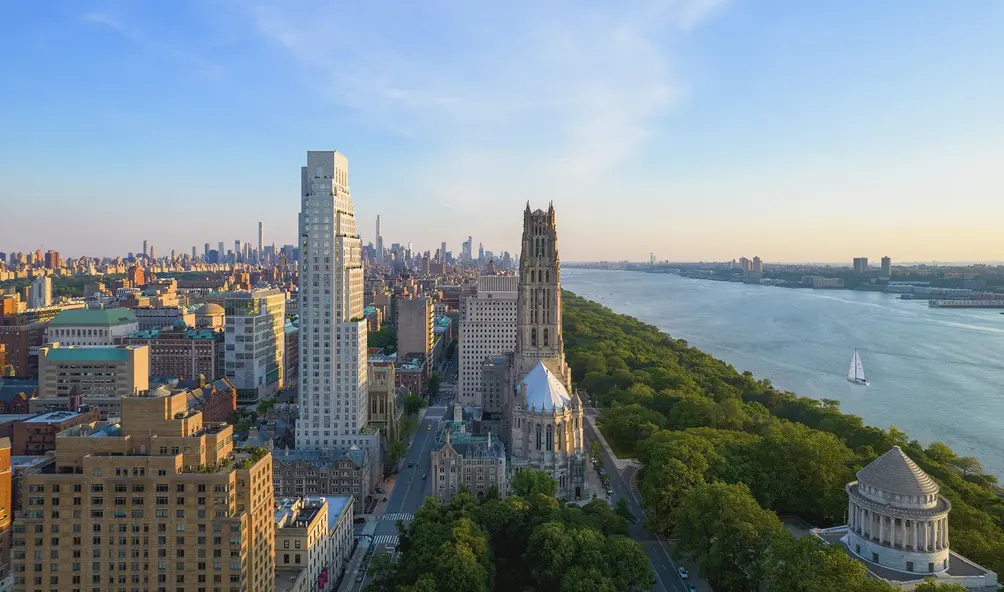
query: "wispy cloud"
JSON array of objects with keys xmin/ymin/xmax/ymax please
[
  {"xmin": 81, "ymin": 9, "xmax": 223, "ymax": 80},
  {"xmin": 83, "ymin": 12, "xmax": 123, "ymax": 31},
  {"xmin": 236, "ymin": 0, "xmax": 727, "ymax": 250},
  {"xmin": 247, "ymin": 1, "xmax": 722, "ymax": 161}
]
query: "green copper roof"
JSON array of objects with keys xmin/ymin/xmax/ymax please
[
  {"xmin": 44, "ymin": 347, "xmax": 137, "ymax": 362},
  {"xmin": 48, "ymin": 308, "xmax": 137, "ymax": 327}
]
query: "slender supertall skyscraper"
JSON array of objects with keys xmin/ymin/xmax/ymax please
[
  {"xmin": 142, "ymin": 240, "xmax": 148, "ymax": 258},
  {"xmin": 375, "ymin": 215, "xmax": 384, "ymax": 265},
  {"xmin": 258, "ymin": 222, "xmax": 264, "ymax": 260},
  {"xmin": 296, "ymin": 150, "xmax": 369, "ymax": 451}
]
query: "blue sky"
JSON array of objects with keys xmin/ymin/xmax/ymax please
[{"xmin": 1, "ymin": 0, "xmax": 1003, "ymax": 262}]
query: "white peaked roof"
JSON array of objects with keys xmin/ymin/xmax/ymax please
[
  {"xmin": 519, "ymin": 362, "xmax": 571, "ymax": 412},
  {"xmin": 856, "ymin": 446, "xmax": 940, "ymax": 497}
]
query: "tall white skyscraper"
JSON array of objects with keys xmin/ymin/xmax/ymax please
[
  {"xmin": 375, "ymin": 215, "xmax": 384, "ymax": 264},
  {"xmin": 296, "ymin": 151, "xmax": 369, "ymax": 450}
]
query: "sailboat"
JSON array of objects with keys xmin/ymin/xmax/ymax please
[{"xmin": 847, "ymin": 349, "xmax": 869, "ymax": 386}]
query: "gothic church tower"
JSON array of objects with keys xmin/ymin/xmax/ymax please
[
  {"xmin": 501, "ymin": 202, "xmax": 586, "ymax": 500},
  {"xmin": 514, "ymin": 202, "xmax": 571, "ymax": 389}
]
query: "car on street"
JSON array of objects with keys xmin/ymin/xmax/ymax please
[
  {"xmin": 426, "ymin": 424, "xmax": 431, "ymax": 431},
  {"xmin": 688, "ymin": 585, "xmax": 696, "ymax": 592},
  {"xmin": 356, "ymin": 571, "xmax": 364, "ymax": 583},
  {"xmin": 407, "ymin": 461, "xmax": 413, "ymax": 468},
  {"xmin": 677, "ymin": 567, "xmax": 689, "ymax": 579},
  {"xmin": 421, "ymin": 473, "xmax": 427, "ymax": 479},
  {"xmin": 375, "ymin": 487, "xmax": 385, "ymax": 494}
]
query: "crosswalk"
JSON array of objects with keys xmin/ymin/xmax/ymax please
[
  {"xmin": 381, "ymin": 512, "xmax": 414, "ymax": 522},
  {"xmin": 373, "ymin": 535, "xmax": 399, "ymax": 545}
]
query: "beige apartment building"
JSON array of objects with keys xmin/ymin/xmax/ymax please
[
  {"xmin": 458, "ymin": 275, "xmax": 518, "ymax": 409},
  {"xmin": 32, "ymin": 344, "xmax": 149, "ymax": 417},
  {"xmin": 12, "ymin": 389, "xmax": 275, "ymax": 592},
  {"xmin": 395, "ymin": 296, "xmax": 433, "ymax": 358},
  {"xmin": 274, "ymin": 496, "xmax": 353, "ymax": 592}
]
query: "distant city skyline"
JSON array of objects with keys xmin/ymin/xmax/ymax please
[{"xmin": 2, "ymin": 1, "xmax": 1003, "ymax": 261}]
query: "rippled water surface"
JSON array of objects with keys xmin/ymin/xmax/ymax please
[{"xmin": 564, "ymin": 268, "xmax": 1004, "ymax": 476}]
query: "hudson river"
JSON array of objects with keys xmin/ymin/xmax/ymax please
[{"xmin": 563, "ymin": 268, "xmax": 1004, "ymax": 477}]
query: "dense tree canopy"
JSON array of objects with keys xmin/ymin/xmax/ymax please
[
  {"xmin": 562, "ymin": 291, "xmax": 1004, "ymax": 578},
  {"xmin": 368, "ymin": 326, "xmax": 397, "ymax": 353},
  {"xmin": 368, "ymin": 485, "xmax": 653, "ymax": 592},
  {"xmin": 403, "ymin": 394, "xmax": 427, "ymax": 416},
  {"xmin": 511, "ymin": 469, "xmax": 557, "ymax": 498},
  {"xmin": 369, "ymin": 291, "xmax": 1003, "ymax": 592}
]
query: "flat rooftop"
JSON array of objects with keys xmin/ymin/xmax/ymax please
[
  {"xmin": 275, "ymin": 567, "xmax": 305, "ymax": 592},
  {"xmin": 11, "ymin": 456, "xmax": 53, "ymax": 469},
  {"xmin": 59, "ymin": 422, "xmax": 121, "ymax": 439},
  {"xmin": 319, "ymin": 496, "xmax": 352, "ymax": 526},
  {"xmin": 24, "ymin": 410, "xmax": 85, "ymax": 424},
  {"xmin": 0, "ymin": 414, "xmax": 39, "ymax": 424}
]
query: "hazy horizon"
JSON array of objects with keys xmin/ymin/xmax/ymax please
[{"xmin": 2, "ymin": 1, "xmax": 1003, "ymax": 262}]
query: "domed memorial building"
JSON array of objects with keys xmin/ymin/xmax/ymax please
[{"xmin": 813, "ymin": 446, "xmax": 998, "ymax": 590}]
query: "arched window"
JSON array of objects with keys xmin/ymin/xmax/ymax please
[
  {"xmin": 536, "ymin": 424, "xmax": 542, "ymax": 450},
  {"xmin": 543, "ymin": 328, "xmax": 548, "ymax": 346},
  {"xmin": 531, "ymin": 328, "xmax": 536, "ymax": 347},
  {"xmin": 546, "ymin": 425, "xmax": 553, "ymax": 452},
  {"xmin": 531, "ymin": 270, "xmax": 535, "ymax": 282}
]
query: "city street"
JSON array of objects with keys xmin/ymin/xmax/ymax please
[
  {"xmin": 343, "ymin": 352, "xmax": 458, "ymax": 591},
  {"xmin": 584, "ymin": 415, "xmax": 700, "ymax": 592}
]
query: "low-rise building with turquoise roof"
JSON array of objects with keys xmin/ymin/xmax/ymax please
[{"xmin": 45, "ymin": 307, "xmax": 138, "ymax": 346}]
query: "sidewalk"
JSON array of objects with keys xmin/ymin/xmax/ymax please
[
  {"xmin": 585, "ymin": 410, "xmax": 639, "ymax": 471},
  {"xmin": 369, "ymin": 474, "xmax": 398, "ymax": 518},
  {"xmin": 336, "ymin": 539, "xmax": 370, "ymax": 592}
]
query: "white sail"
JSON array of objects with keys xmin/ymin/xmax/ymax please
[{"xmin": 847, "ymin": 349, "xmax": 867, "ymax": 383}]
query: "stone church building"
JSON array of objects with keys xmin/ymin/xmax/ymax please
[{"xmin": 500, "ymin": 202, "xmax": 587, "ymax": 500}]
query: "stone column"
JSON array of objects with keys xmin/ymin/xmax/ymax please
[
  {"xmin": 912, "ymin": 521, "xmax": 918, "ymax": 550},
  {"xmin": 924, "ymin": 521, "xmax": 931, "ymax": 551},
  {"xmin": 943, "ymin": 518, "xmax": 949, "ymax": 548}
]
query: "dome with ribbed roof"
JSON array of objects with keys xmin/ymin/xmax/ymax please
[
  {"xmin": 195, "ymin": 303, "xmax": 224, "ymax": 316},
  {"xmin": 856, "ymin": 446, "xmax": 939, "ymax": 498}
]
